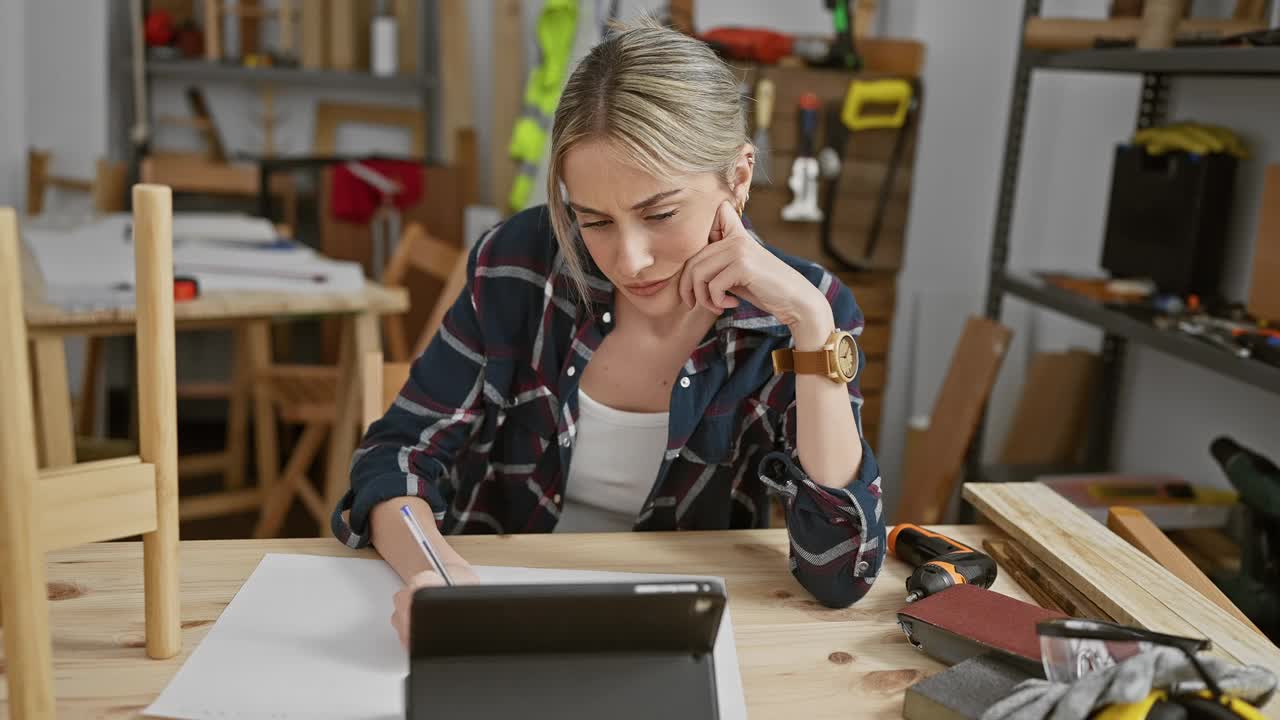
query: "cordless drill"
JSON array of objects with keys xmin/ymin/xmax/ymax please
[{"xmin": 889, "ymin": 524, "xmax": 999, "ymax": 602}]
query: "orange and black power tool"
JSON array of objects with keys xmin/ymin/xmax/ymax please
[{"xmin": 889, "ymin": 524, "xmax": 999, "ymax": 603}]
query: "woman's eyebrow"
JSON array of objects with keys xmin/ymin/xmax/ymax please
[
  {"xmin": 570, "ymin": 189, "xmax": 683, "ymax": 218},
  {"xmin": 631, "ymin": 189, "xmax": 682, "ymax": 210}
]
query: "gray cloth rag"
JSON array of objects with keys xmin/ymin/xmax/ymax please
[{"xmin": 981, "ymin": 646, "xmax": 1277, "ymax": 720}]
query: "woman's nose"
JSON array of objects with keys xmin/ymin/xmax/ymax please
[{"xmin": 615, "ymin": 227, "xmax": 654, "ymax": 277}]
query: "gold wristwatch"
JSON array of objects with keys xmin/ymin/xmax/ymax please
[{"xmin": 771, "ymin": 330, "xmax": 859, "ymax": 384}]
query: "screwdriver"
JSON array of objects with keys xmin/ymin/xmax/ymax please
[{"xmin": 889, "ymin": 524, "xmax": 999, "ymax": 602}]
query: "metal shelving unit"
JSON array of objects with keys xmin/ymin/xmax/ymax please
[
  {"xmin": 980, "ymin": 2, "xmax": 1280, "ymax": 475},
  {"xmin": 146, "ymin": 58, "xmax": 436, "ymax": 93},
  {"xmin": 115, "ymin": 0, "xmax": 443, "ymax": 170}
]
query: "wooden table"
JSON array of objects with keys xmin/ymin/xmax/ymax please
[
  {"xmin": 23, "ymin": 283, "xmax": 409, "ymax": 521},
  {"xmin": 0, "ymin": 527, "xmax": 1034, "ymax": 719}
]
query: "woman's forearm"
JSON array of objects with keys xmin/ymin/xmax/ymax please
[
  {"xmin": 790, "ymin": 306, "xmax": 864, "ymax": 489},
  {"xmin": 368, "ymin": 497, "xmax": 469, "ymax": 583}
]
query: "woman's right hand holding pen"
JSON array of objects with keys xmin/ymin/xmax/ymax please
[{"xmin": 392, "ymin": 563, "xmax": 479, "ymax": 649}]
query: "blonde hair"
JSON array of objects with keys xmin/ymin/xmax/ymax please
[{"xmin": 546, "ymin": 17, "xmax": 749, "ymax": 304}]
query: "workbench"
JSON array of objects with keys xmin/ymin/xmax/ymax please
[{"xmin": 1, "ymin": 527, "xmax": 1029, "ymax": 719}]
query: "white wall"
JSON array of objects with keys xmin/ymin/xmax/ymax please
[{"xmin": 0, "ymin": 0, "xmax": 25, "ymax": 209}]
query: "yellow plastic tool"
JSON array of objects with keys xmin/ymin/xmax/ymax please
[{"xmin": 840, "ymin": 78, "xmax": 913, "ymax": 131}]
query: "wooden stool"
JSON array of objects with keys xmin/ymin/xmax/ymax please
[{"xmin": 0, "ymin": 186, "xmax": 181, "ymax": 718}]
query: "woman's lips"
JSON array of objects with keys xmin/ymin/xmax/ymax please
[{"xmin": 625, "ymin": 276, "xmax": 672, "ymax": 297}]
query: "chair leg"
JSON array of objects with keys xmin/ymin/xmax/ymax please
[
  {"xmin": 223, "ymin": 327, "xmax": 252, "ymax": 490},
  {"xmin": 254, "ymin": 422, "xmax": 328, "ymax": 539},
  {"xmin": 76, "ymin": 336, "xmax": 105, "ymax": 437},
  {"xmin": 1, "ymin": 206, "xmax": 56, "ymax": 716}
]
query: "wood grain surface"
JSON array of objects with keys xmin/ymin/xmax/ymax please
[{"xmin": 0, "ymin": 527, "xmax": 1033, "ymax": 719}]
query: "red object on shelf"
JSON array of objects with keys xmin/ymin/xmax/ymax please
[
  {"xmin": 330, "ymin": 160, "xmax": 426, "ymax": 224},
  {"xmin": 145, "ymin": 10, "xmax": 176, "ymax": 47},
  {"xmin": 698, "ymin": 27, "xmax": 794, "ymax": 64}
]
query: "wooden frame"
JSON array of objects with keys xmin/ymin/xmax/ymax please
[
  {"xmin": 0, "ymin": 187, "xmax": 181, "ymax": 719},
  {"xmin": 252, "ymin": 223, "xmax": 459, "ymax": 539},
  {"xmin": 313, "ymin": 101, "xmax": 426, "ymax": 160}
]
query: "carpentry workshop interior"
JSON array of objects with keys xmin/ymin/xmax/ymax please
[{"xmin": 4, "ymin": 0, "xmax": 1280, "ymax": 718}]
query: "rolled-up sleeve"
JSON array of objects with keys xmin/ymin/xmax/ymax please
[
  {"xmin": 759, "ymin": 446, "xmax": 885, "ymax": 608},
  {"xmin": 330, "ymin": 239, "xmax": 488, "ymax": 548},
  {"xmin": 758, "ymin": 276, "xmax": 886, "ymax": 608}
]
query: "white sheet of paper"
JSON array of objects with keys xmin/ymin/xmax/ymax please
[{"xmin": 144, "ymin": 554, "xmax": 747, "ymax": 720}]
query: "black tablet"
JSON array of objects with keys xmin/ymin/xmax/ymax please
[{"xmin": 407, "ymin": 579, "xmax": 728, "ymax": 720}]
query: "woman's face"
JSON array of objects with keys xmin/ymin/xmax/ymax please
[{"xmin": 562, "ymin": 139, "xmax": 744, "ymax": 319}]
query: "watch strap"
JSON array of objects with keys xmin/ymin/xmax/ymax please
[{"xmin": 771, "ymin": 348, "xmax": 832, "ymax": 376}]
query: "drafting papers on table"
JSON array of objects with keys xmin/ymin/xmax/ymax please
[
  {"xmin": 22, "ymin": 213, "xmax": 364, "ymax": 311},
  {"xmin": 144, "ymin": 554, "xmax": 748, "ymax": 720}
]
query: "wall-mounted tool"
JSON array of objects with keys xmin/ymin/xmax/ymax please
[
  {"xmin": 817, "ymin": 78, "xmax": 917, "ymax": 270},
  {"xmin": 781, "ymin": 92, "xmax": 824, "ymax": 223}
]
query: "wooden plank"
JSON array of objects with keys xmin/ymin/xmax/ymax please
[
  {"xmin": 963, "ymin": 482, "xmax": 1280, "ymax": 687},
  {"xmin": 982, "ymin": 538, "xmax": 1063, "ymax": 612},
  {"xmin": 856, "ymin": 37, "xmax": 924, "ymax": 76},
  {"xmin": 437, "ymin": 0, "xmax": 472, "ymax": 164},
  {"xmin": 0, "ymin": 206, "xmax": 57, "ymax": 716},
  {"xmin": 1023, "ymin": 17, "xmax": 1266, "ymax": 50},
  {"xmin": 179, "ymin": 488, "xmax": 264, "ymax": 521},
  {"xmin": 31, "ymin": 336, "xmax": 76, "ymax": 468},
  {"xmin": 490, "ymin": 0, "xmax": 524, "ymax": 207},
  {"xmin": 999, "ymin": 350, "xmax": 1098, "ymax": 465},
  {"xmin": 841, "ymin": 272, "xmax": 896, "ymax": 321},
  {"xmin": 393, "ymin": 0, "xmax": 417, "ymax": 73},
  {"xmin": 38, "ymin": 459, "xmax": 158, "ymax": 552},
  {"xmin": 1107, "ymin": 506, "xmax": 1264, "ymax": 635},
  {"xmin": 328, "ymin": 0, "xmax": 359, "ymax": 71},
  {"xmin": 312, "ymin": 101, "xmax": 425, "ymax": 159},
  {"xmin": 895, "ymin": 317, "xmax": 1012, "ymax": 525},
  {"xmin": 239, "ymin": 0, "xmax": 261, "ymax": 57},
  {"xmin": 859, "ymin": 360, "xmax": 886, "ymax": 392},
  {"xmin": 300, "ymin": 0, "xmax": 328, "ymax": 69},
  {"xmin": 983, "ymin": 537, "xmax": 1113, "ymax": 621},
  {"xmin": 859, "ymin": 321, "xmax": 890, "ymax": 357}
]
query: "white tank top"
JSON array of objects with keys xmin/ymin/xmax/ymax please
[{"xmin": 556, "ymin": 388, "xmax": 669, "ymax": 533}]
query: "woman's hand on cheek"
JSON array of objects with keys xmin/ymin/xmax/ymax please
[{"xmin": 678, "ymin": 200, "xmax": 831, "ymax": 331}]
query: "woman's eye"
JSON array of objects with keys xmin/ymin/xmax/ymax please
[
  {"xmin": 646, "ymin": 209, "xmax": 678, "ymax": 222},
  {"xmin": 581, "ymin": 219, "xmax": 612, "ymax": 229}
]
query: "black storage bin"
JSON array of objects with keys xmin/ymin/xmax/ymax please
[{"xmin": 1101, "ymin": 144, "xmax": 1236, "ymax": 296}]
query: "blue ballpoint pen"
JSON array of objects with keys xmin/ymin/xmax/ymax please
[{"xmin": 399, "ymin": 504, "xmax": 455, "ymax": 587}]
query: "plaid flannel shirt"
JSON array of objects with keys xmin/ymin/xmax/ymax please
[{"xmin": 332, "ymin": 206, "xmax": 886, "ymax": 608}]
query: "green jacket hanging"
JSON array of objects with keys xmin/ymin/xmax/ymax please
[{"xmin": 507, "ymin": 0, "xmax": 578, "ymax": 212}]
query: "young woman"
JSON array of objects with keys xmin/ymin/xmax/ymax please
[{"xmin": 332, "ymin": 19, "xmax": 886, "ymax": 647}]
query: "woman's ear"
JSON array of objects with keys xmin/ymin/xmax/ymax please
[{"xmin": 731, "ymin": 143, "xmax": 754, "ymax": 209}]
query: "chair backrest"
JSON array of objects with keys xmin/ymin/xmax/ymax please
[
  {"xmin": 0, "ymin": 186, "xmax": 182, "ymax": 717},
  {"xmin": 362, "ymin": 351, "xmax": 413, "ymax": 433},
  {"xmin": 27, "ymin": 149, "xmax": 127, "ymax": 215},
  {"xmin": 380, "ymin": 223, "xmax": 465, "ymax": 362}
]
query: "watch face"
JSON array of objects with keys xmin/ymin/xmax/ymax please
[{"xmin": 836, "ymin": 335, "xmax": 858, "ymax": 379}]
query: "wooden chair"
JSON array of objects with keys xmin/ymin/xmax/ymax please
[
  {"xmin": 252, "ymin": 223, "xmax": 464, "ymax": 538},
  {"xmin": 362, "ymin": 351, "xmax": 413, "ymax": 433},
  {"xmin": 26, "ymin": 148, "xmax": 127, "ymax": 216},
  {"xmin": 0, "ymin": 187, "xmax": 181, "ymax": 719}
]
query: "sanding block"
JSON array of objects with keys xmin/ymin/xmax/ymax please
[
  {"xmin": 896, "ymin": 584, "xmax": 1067, "ymax": 674},
  {"xmin": 902, "ymin": 653, "xmax": 1035, "ymax": 720}
]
